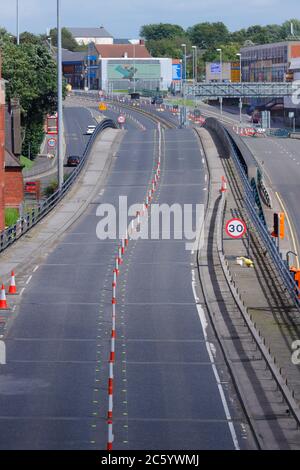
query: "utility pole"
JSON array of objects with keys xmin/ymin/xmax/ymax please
[{"xmin": 57, "ymin": 0, "xmax": 64, "ymax": 190}]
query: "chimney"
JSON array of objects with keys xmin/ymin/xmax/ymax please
[
  {"xmin": 0, "ymin": 56, "xmax": 6, "ymax": 231},
  {"xmin": 139, "ymin": 39, "xmax": 145, "ymax": 45},
  {"xmin": 11, "ymin": 98, "xmax": 22, "ymax": 157}
]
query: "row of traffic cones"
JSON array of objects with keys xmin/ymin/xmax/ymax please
[{"xmin": 0, "ymin": 272, "xmax": 18, "ymax": 310}]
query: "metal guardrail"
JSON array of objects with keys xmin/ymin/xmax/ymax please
[
  {"xmin": 0, "ymin": 118, "xmax": 119, "ymax": 254},
  {"xmin": 223, "ymin": 126, "xmax": 300, "ymax": 308}
]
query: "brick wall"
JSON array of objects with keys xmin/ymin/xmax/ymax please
[
  {"xmin": 4, "ymin": 168, "xmax": 24, "ymax": 208},
  {"xmin": 0, "ymin": 57, "xmax": 5, "ymax": 231}
]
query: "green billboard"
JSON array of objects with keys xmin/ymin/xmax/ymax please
[{"xmin": 107, "ymin": 61, "xmax": 160, "ymax": 80}]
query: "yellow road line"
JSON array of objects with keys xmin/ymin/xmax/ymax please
[{"xmin": 275, "ymin": 191, "xmax": 300, "ymax": 269}]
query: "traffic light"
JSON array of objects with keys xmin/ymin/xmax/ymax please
[{"xmin": 272, "ymin": 212, "xmax": 285, "ymax": 239}]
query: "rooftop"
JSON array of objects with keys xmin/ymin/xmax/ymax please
[
  {"xmin": 61, "ymin": 48, "xmax": 86, "ymax": 62},
  {"xmin": 67, "ymin": 27, "xmax": 113, "ymax": 38},
  {"xmin": 95, "ymin": 44, "xmax": 151, "ymax": 59}
]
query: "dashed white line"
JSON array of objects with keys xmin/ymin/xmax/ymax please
[
  {"xmin": 33, "ymin": 265, "xmax": 39, "ymax": 273},
  {"xmin": 26, "ymin": 275, "xmax": 32, "ymax": 285},
  {"xmin": 20, "ymin": 287, "xmax": 25, "ymax": 296}
]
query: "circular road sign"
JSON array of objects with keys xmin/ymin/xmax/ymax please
[
  {"xmin": 225, "ymin": 218, "xmax": 247, "ymax": 239},
  {"xmin": 118, "ymin": 115, "xmax": 126, "ymax": 124},
  {"xmin": 47, "ymin": 138, "xmax": 57, "ymax": 148}
]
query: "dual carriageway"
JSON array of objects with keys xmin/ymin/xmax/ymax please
[{"xmin": 0, "ymin": 93, "xmax": 300, "ymax": 450}]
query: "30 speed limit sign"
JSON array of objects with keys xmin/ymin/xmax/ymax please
[{"xmin": 225, "ymin": 218, "xmax": 247, "ymax": 239}]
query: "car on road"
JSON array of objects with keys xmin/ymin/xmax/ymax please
[
  {"xmin": 67, "ymin": 155, "xmax": 81, "ymax": 167},
  {"xmin": 151, "ymin": 96, "xmax": 164, "ymax": 105},
  {"xmin": 86, "ymin": 125, "xmax": 96, "ymax": 135}
]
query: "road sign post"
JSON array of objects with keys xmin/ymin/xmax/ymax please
[{"xmin": 225, "ymin": 218, "xmax": 249, "ymax": 257}]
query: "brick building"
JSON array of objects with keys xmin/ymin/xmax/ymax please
[
  {"xmin": 0, "ymin": 57, "xmax": 5, "ymax": 231},
  {"xmin": 4, "ymin": 149, "xmax": 23, "ymax": 208}
]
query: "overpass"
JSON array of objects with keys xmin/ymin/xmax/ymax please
[{"xmin": 185, "ymin": 81, "xmax": 300, "ymax": 99}]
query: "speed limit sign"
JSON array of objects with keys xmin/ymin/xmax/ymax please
[
  {"xmin": 118, "ymin": 115, "xmax": 126, "ymax": 124},
  {"xmin": 225, "ymin": 218, "xmax": 247, "ymax": 239}
]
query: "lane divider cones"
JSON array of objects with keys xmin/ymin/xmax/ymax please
[
  {"xmin": 220, "ymin": 176, "xmax": 227, "ymax": 193},
  {"xmin": 0, "ymin": 284, "xmax": 9, "ymax": 310},
  {"xmin": 8, "ymin": 271, "xmax": 17, "ymax": 295},
  {"xmin": 107, "ymin": 420, "xmax": 114, "ymax": 451}
]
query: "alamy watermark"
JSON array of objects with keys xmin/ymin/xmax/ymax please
[
  {"xmin": 292, "ymin": 80, "xmax": 300, "ymax": 106},
  {"xmin": 95, "ymin": 196, "xmax": 205, "ymax": 251},
  {"xmin": 0, "ymin": 340, "xmax": 6, "ymax": 365},
  {"xmin": 291, "ymin": 340, "xmax": 300, "ymax": 366}
]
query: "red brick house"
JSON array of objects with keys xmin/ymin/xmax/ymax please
[{"xmin": 4, "ymin": 149, "xmax": 24, "ymax": 208}]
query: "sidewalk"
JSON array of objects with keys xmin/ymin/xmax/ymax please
[
  {"xmin": 0, "ymin": 128, "xmax": 123, "ymax": 284},
  {"xmin": 198, "ymin": 127, "xmax": 300, "ymax": 406}
]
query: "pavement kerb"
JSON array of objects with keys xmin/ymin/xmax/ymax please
[{"xmin": 0, "ymin": 128, "xmax": 124, "ymax": 285}]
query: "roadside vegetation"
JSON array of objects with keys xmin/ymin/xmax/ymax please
[
  {"xmin": 0, "ymin": 28, "xmax": 65, "ymax": 161},
  {"xmin": 141, "ymin": 19, "xmax": 300, "ymax": 79},
  {"xmin": 20, "ymin": 155, "xmax": 34, "ymax": 169}
]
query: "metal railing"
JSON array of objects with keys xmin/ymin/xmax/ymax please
[
  {"xmin": 0, "ymin": 118, "xmax": 118, "ymax": 254},
  {"xmin": 224, "ymin": 127, "xmax": 300, "ymax": 308}
]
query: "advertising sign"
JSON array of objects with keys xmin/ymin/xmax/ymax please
[
  {"xmin": 210, "ymin": 63, "xmax": 221, "ymax": 74},
  {"xmin": 107, "ymin": 61, "xmax": 160, "ymax": 81},
  {"xmin": 172, "ymin": 63, "xmax": 182, "ymax": 80}
]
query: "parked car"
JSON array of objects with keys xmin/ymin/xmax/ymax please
[
  {"xmin": 86, "ymin": 125, "xmax": 96, "ymax": 135},
  {"xmin": 67, "ymin": 156, "xmax": 81, "ymax": 167}
]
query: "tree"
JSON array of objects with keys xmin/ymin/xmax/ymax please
[
  {"xmin": 140, "ymin": 23, "xmax": 185, "ymax": 41},
  {"xmin": 281, "ymin": 19, "xmax": 300, "ymax": 39},
  {"xmin": 203, "ymin": 42, "xmax": 241, "ymax": 62},
  {"xmin": 187, "ymin": 22, "xmax": 230, "ymax": 49},
  {"xmin": 0, "ymin": 32, "xmax": 59, "ymax": 158},
  {"xmin": 146, "ymin": 36, "xmax": 191, "ymax": 58},
  {"xmin": 19, "ymin": 31, "xmax": 44, "ymax": 45},
  {"xmin": 49, "ymin": 27, "xmax": 78, "ymax": 51}
]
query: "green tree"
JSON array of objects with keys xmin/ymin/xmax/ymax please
[
  {"xmin": 19, "ymin": 31, "xmax": 44, "ymax": 45},
  {"xmin": 146, "ymin": 36, "xmax": 191, "ymax": 58},
  {"xmin": 140, "ymin": 23, "xmax": 185, "ymax": 41},
  {"xmin": 281, "ymin": 19, "xmax": 300, "ymax": 39},
  {"xmin": 203, "ymin": 42, "xmax": 241, "ymax": 62},
  {"xmin": 0, "ymin": 31, "xmax": 59, "ymax": 158},
  {"xmin": 49, "ymin": 27, "xmax": 78, "ymax": 51},
  {"xmin": 187, "ymin": 22, "xmax": 230, "ymax": 49}
]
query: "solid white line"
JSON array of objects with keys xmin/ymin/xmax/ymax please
[
  {"xmin": 191, "ymin": 272, "xmax": 240, "ymax": 450},
  {"xmin": 26, "ymin": 275, "xmax": 32, "ymax": 285}
]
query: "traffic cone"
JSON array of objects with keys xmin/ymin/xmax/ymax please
[
  {"xmin": 0, "ymin": 284, "xmax": 8, "ymax": 310},
  {"xmin": 8, "ymin": 271, "xmax": 17, "ymax": 295},
  {"xmin": 220, "ymin": 176, "xmax": 227, "ymax": 193}
]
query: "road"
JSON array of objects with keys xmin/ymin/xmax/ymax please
[{"xmin": 0, "ymin": 98, "xmax": 253, "ymax": 450}]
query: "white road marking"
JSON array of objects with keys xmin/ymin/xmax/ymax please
[
  {"xmin": 33, "ymin": 265, "xmax": 39, "ymax": 273},
  {"xmin": 191, "ymin": 270, "xmax": 240, "ymax": 450},
  {"xmin": 26, "ymin": 275, "xmax": 32, "ymax": 285},
  {"xmin": 20, "ymin": 287, "xmax": 25, "ymax": 296}
]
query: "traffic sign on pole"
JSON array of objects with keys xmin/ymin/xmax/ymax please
[
  {"xmin": 225, "ymin": 218, "xmax": 247, "ymax": 239},
  {"xmin": 117, "ymin": 115, "xmax": 126, "ymax": 124},
  {"xmin": 47, "ymin": 137, "xmax": 57, "ymax": 149}
]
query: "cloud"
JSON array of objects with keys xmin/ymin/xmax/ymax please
[{"xmin": 0, "ymin": 0, "xmax": 299, "ymax": 37}]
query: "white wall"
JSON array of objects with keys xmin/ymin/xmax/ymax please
[{"xmin": 75, "ymin": 37, "xmax": 113, "ymax": 45}]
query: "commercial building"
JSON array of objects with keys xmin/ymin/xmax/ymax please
[
  {"xmin": 206, "ymin": 62, "xmax": 241, "ymax": 82},
  {"xmin": 240, "ymin": 41, "xmax": 300, "ymax": 83},
  {"xmin": 62, "ymin": 49, "xmax": 87, "ymax": 89},
  {"xmin": 66, "ymin": 27, "xmax": 113, "ymax": 46}
]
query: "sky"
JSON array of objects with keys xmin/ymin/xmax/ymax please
[{"xmin": 0, "ymin": 0, "xmax": 299, "ymax": 38}]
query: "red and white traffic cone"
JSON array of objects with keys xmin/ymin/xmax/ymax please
[
  {"xmin": 108, "ymin": 360, "xmax": 114, "ymax": 397},
  {"xmin": 121, "ymin": 239, "xmax": 125, "ymax": 255},
  {"xmin": 115, "ymin": 257, "xmax": 119, "ymax": 276},
  {"xmin": 220, "ymin": 176, "xmax": 227, "ymax": 193},
  {"xmin": 118, "ymin": 246, "xmax": 123, "ymax": 265},
  {"xmin": 125, "ymin": 229, "xmax": 129, "ymax": 247},
  {"xmin": 8, "ymin": 271, "xmax": 17, "ymax": 295},
  {"xmin": 112, "ymin": 280, "xmax": 117, "ymax": 305},
  {"xmin": 107, "ymin": 420, "xmax": 114, "ymax": 451},
  {"xmin": 0, "ymin": 284, "xmax": 8, "ymax": 310}
]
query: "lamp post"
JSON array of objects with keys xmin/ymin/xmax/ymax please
[
  {"xmin": 57, "ymin": 0, "xmax": 64, "ymax": 190},
  {"xmin": 16, "ymin": 0, "xmax": 20, "ymax": 45},
  {"xmin": 133, "ymin": 42, "xmax": 136, "ymax": 93},
  {"xmin": 236, "ymin": 53, "xmax": 242, "ymax": 124},
  {"xmin": 181, "ymin": 44, "xmax": 187, "ymax": 127},
  {"xmin": 216, "ymin": 48, "xmax": 223, "ymax": 115}
]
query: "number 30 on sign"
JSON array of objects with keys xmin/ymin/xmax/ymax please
[{"xmin": 225, "ymin": 218, "xmax": 247, "ymax": 239}]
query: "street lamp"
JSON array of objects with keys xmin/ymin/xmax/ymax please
[
  {"xmin": 192, "ymin": 46, "xmax": 197, "ymax": 83},
  {"xmin": 57, "ymin": 0, "xmax": 64, "ymax": 190},
  {"xmin": 181, "ymin": 44, "xmax": 187, "ymax": 127},
  {"xmin": 236, "ymin": 53, "xmax": 242, "ymax": 124},
  {"xmin": 216, "ymin": 48, "xmax": 223, "ymax": 115},
  {"xmin": 16, "ymin": 0, "xmax": 20, "ymax": 45}
]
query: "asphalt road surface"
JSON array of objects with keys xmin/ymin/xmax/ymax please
[{"xmin": 0, "ymin": 103, "xmax": 251, "ymax": 450}]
